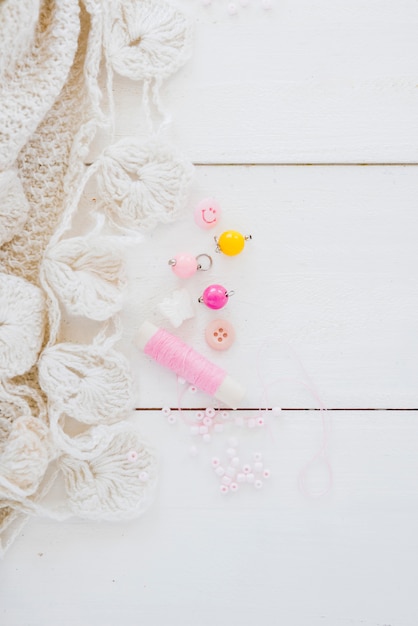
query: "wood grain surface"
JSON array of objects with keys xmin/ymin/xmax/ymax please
[{"xmin": 2, "ymin": 3, "xmax": 418, "ymax": 626}]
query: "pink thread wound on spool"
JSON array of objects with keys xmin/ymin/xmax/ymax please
[
  {"xmin": 144, "ymin": 328, "xmax": 227, "ymax": 396},
  {"xmin": 136, "ymin": 321, "xmax": 245, "ymax": 408}
]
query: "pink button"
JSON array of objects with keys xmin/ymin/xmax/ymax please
[
  {"xmin": 205, "ymin": 319, "xmax": 235, "ymax": 351},
  {"xmin": 194, "ymin": 198, "xmax": 221, "ymax": 230}
]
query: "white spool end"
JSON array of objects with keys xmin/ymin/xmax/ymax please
[
  {"xmin": 215, "ymin": 375, "xmax": 245, "ymax": 410},
  {"xmin": 135, "ymin": 321, "xmax": 158, "ymax": 350}
]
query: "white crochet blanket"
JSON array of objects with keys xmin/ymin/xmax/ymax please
[{"xmin": 0, "ymin": 0, "xmax": 193, "ymax": 556}]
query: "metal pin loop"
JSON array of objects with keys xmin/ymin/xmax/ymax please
[{"xmin": 196, "ymin": 253, "xmax": 213, "ymax": 271}]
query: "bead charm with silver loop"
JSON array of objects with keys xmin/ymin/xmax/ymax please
[
  {"xmin": 214, "ymin": 230, "xmax": 252, "ymax": 256},
  {"xmin": 168, "ymin": 253, "xmax": 213, "ymax": 278},
  {"xmin": 198, "ymin": 284, "xmax": 235, "ymax": 310}
]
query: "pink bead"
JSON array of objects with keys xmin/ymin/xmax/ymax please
[
  {"xmin": 194, "ymin": 198, "xmax": 220, "ymax": 229},
  {"xmin": 170, "ymin": 253, "xmax": 197, "ymax": 278},
  {"xmin": 200, "ymin": 284, "xmax": 230, "ymax": 310},
  {"xmin": 220, "ymin": 485, "xmax": 229, "ymax": 494},
  {"xmin": 230, "ymin": 482, "xmax": 238, "ymax": 492}
]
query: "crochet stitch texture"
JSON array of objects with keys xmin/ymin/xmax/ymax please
[{"xmin": 0, "ymin": 0, "xmax": 193, "ymax": 556}]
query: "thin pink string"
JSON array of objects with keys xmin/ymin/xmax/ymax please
[{"xmin": 256, "ymin": 340, "xmax": 333, "ymax": 498}]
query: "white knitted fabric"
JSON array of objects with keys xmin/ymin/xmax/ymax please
[{"xmin": 0, "ymin": 0, "xmax": 193, "ymax": 556}]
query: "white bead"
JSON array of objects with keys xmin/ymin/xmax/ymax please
[
  {"xmin": 242, "ymin": 464, "xmax": 251, "ymax": 474},
  {"xmin": 226, "ymin": 467, "xmax": 236, "ymax": 478},
  {"xmin": 257, "ymin": 418, "xmax": 265, "ymax": 427},
  {"xmin": 237, "ymin": 473, "xmax": 246, "ymax": 483},
  {"xmin": 199, "ymin": 425, "xmax": 208, "ymax": 435},
  {"xmin": 262, "ymin": 0, "xmax": 272, "ymax": 9},
  {"xmin": 228, "ymin": 2, "xmax": 237, "ymax": 14},
  {"xmin": 189, "ymin": 445, "xmax": 198, "ymax": 457},
  {"xmin": 222, "ymin": 476, "xmax": 232, "ymax": 486},
  {"xmin": 167, "ymin": 414, "xmax": 177, "ymax": 425},
  {"xmin": 254, "ymin": 480, "xmax": 263, "ymax": 489},
  {"xmin": 215, "ymin": 466, "xmax": 225, "ymax": 477},
  {"xmin": 254, "ymin": 462, "xmax": 263, "ymax": 472},
  {"xmin": 220, "ymin": 485, "xmax": 229, "ymax": 494},
  {"xmin": 253, "ymin": 452, "xmax": 262, "ymax": 462},
  {"xmin": 214, "ymin": 423, "xmax": 224, "ymax": 433},
  {"xmin": 205, "ymin": 407, "xmax": 216, "ymax": 417},
  {"xmin": 235, "ymin": 416, "xmax": 244, "ymax": 427},
  {"xmin": 272, "ymin": 406, "xmax": 281, "ymax": 416},
  {"xmin": 190, "ymin": 426, "xmax": 199, "ymax": 436},
  {"xmin": 231, "ymin": 457, "xmax": 240, "ymax": 467},
  {"xmin": 161, "ymin": 407, "xmax": 171, "ymax": 417},
  {"xmin": 263, "ymin": 469, "xmax": 271, "ymax": 479},
  {"xmin": 212, "ymin": 457, "xmax": 220, "ymax": 467},
  {"xmin": 195, "ymin": 411, "xmax": 204, "ymax": 421},
  {"xmin": 230, "ymin": 482, "xmax": 239, "ymax": 492},
  {"xmin": 189, "ymin": 385, "xmax": 197, "ymax": 394},
  {"xmin": 139, "ymin": 471, "xmax": 149, "ymax": 482},
  {"xmin": 221, "ymin": 411, "xmax": 230, "ymax": 421},
  {"xmin": 246, "ymin": 473, "xmax": 255, "ymax": 483},
  {"xmin": 178, "ymin": 377, "xmax": 186, "ymax": 385},
  {"xmin": 203, "ymin": 417, "xmax": 212, "ymax": 427},
  {"xmin": 247, "ymin": 418, "xmax": 256, "ymax": 429},
  {"xmin": 240, "ymin": 0, "xmax": 249, "ymax": 5},
  {"xmin": 203, "ymin": 433, "xmax": 211, "ymax": 443},
  {"xmin": 226, "ymin": 447, "xmax": 237, "ymax": 458},
  {"xmin": 227, "ymin": 437, "xmax": 239, "ymax": 448}
]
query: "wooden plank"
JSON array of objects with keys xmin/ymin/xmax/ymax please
[
  {"xmin": 89, "ymin": 0, "xmax": 418, "ymax": 164},
  {"xmin": 2, "ymin": 410, "xmax": 418, "ymax": 625},
  {"xmin": 85, "ymin": 164, "xmax": 418, "ymax": 409}
]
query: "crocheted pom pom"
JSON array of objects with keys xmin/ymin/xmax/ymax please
[
  {"xmin": 38, "ymin": 343, "xmax": 133, "ymax": 425},
  {"xmin": 0, "ymin": 415, "xmax": 52, "ymax": 500},
  {"xmin": 0, "ymin": 169, "xmax": 30, "ymax": 246},
  {"xmin": 60, "ymin": 428, "xmax": 157, "ymax": 521},
  {"xmin": 43, "ymin": 236, "xmax": 127, "ymax": 321},
  {"xmin": 0, "ymin": 273, "xmax": 45, "ymax": 378},
  {"xmin": 107, "ymin": 0, "xmax": 192, "ymax": 81},
  {"xmin": 96, "ymin": 139, "xmax": 194, "ymax": 231}
]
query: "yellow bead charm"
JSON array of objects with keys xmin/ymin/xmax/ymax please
[{"xmin": 215, "ymin": 230, "xmax": 252, "ymax": 256}]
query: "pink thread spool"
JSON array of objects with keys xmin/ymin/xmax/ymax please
[{"xmin": 135, "ymin": 321, "xmax": 245, "ymax": 409}]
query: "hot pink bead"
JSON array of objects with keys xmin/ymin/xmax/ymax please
[
  {"xmin": 170, "ymin": 253, "xmax": 198, "ymax": 278},
  {"xmin": 200, "ymin": 284, "xmax": 229, "ymax": 310}
]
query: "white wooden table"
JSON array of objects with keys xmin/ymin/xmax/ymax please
[{"xmin": 2, "ymin": 2, "xmax": 418, "ymax": 625}]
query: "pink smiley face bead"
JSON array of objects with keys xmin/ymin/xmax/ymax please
[
  {"xmin": 198, "ymin": 284, "xmax": 234, "ymax": 310},
  {"xmin": 194, "ymin": 198, "xmax": 221, "ymax": 230}
]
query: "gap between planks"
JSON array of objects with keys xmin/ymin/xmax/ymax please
[
  {"xmin": 193, "ymin": 162, "xmax": 418, "ymax": 167},
  {"xmin": 85, "ymin": 162, "xmax": 418, "ymax": 167},
  {"xmin": 134, "ymin": 407, "xmax": 417, "ymax": 411}
]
